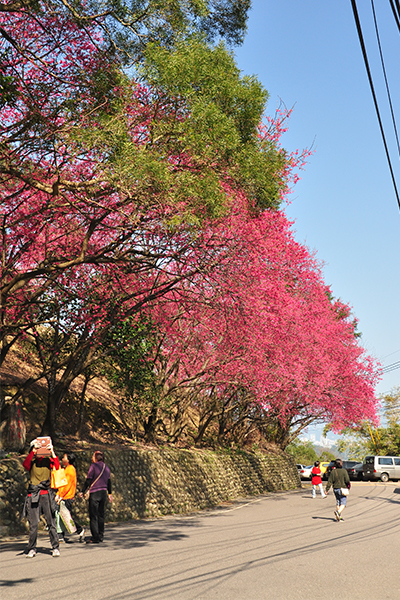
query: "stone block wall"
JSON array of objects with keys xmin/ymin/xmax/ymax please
[{"xmin": 0, "ymin": 447, "xmax": 300, "ymax": 537}]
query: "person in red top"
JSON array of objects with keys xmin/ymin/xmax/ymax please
[
  {"xmin": 22, "ymin": 438, "xmax": 61, "ymax": 558},
  {"xmin": 311, "ymin": 460, "xmax": 327, "ymax": 499}
]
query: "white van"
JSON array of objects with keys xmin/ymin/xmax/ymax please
[{"xmin": 363, "ymin": 455, "xmax": 400, "ymax": 482}]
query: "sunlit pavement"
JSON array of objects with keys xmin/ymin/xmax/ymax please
[{"xmin": 1, "ymin": 483, "xmax": 399, "ymax": 600}]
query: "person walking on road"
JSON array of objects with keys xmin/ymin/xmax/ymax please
[
  {"xmin": 22, "ymin": 439, "xmax": 61, "ymax": 558},
  {"xmin": 325, "ymin": 458, "xmax": 351, "ymax": 521},
  {"xmin": 80, "ymin": 451, "xmax": 113, "ymax": 544},
  {"xmin": 311, "ymin": 460, "xmax": 327, "ymax": 498},
  {"xmin": 55, "ymin": 451, "xmax": 85, "ymax": 542}
]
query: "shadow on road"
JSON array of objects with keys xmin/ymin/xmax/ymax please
[
  {"xmin": 0, "ymin": 578, "xmax": 34, "ymax": 587},
  {"xmin": 1, "ymin": 516, "xmax": 201, "ymax": 554},
  {"xmin": 94, "ymin": 521, "xmax": 400, "ymax": 600},
  {"xmin": 362, "ymin": 493, "xmax": 400, "ymax": 505},
  {"xmin": 0, "ymin": 540, "xmax": 55, "ymax": 557},
  {"xmin": 96, "ymin": 517, "xmax": 200, "ymax": 550},
  {"xmin": 0, "ymin": 540, "xmax": 26, "ymax": 554}
]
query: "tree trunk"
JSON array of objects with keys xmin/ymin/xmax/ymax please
[
  {"xmin": 41, "ymin": 368, "xmax": 58, "ymax": 438},
  {"xmin": 143, "ymin": 405, "xmax": 159, "ymax": 442},
  {"xmin": 40, "ymin": 395, "xmax": 57, "ymax": 438},
  {"xmin": 41, "ymin": 344, "xmax": 94, "ymax": 438},
  {"xmin": 194, "ymin": 411, "xmax": 215, "ymax": 446},
  {"xmin": 5, "ymin": 399, "xmax": 26, "ymax": 452},
  {"xmin": 76, "ymin": 374, "xmax": 90, "ymax": 436}
]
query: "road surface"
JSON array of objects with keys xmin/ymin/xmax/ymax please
[{"xmin": 1, "ymin": 482, "xmax": 399, "ymax": 600}]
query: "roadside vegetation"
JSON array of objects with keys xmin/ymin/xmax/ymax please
[
  {"xmin": 0, "ymin": 1, "xmax": 381, "ymax": 455},
  {"xmin": 331, "ymin": 387, "xmax": 400, "ymax": 461}
]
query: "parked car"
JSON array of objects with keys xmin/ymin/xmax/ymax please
[
  {"xmin": 324, "ymin": 461, "xmax": 335, "ymax": 479},
  {"xmin": 347, "ymin": 462, "xmax": 364, "ymax": 480},
  {"xmin": 324, "ymin": 460, "xmax": 360, "ymax": 480},
  {"xmin": 296, "ymin": 464, "xmax": 305, "ymax": 479},
  {"xmin": 299, "ymin": 465, "xmax": 313, "ymax": 479},
  {"xmin": 319, "ymin": 462, "xmax": 331, "ymax": 476},
  {"xmin": 363, "ymin": 455, "xmax": 400, "ymax": 482}
]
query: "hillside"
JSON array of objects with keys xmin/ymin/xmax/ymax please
[{"xmin": 0, "ymin": 346, "xmax": 133, "ymax": 451}]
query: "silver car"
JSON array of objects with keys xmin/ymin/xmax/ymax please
[{"xmin": 363, "ymin": 455, "xmax": 400, "ymax": 482}]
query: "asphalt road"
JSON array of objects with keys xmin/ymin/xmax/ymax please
[{"xmin": 1, "ymin": 482, "xmax": 399, "ymax": 600}]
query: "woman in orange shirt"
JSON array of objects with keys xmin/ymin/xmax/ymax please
[{"xmin": 56, "ymin": 452, "xmax": 85, "ymax": 541}]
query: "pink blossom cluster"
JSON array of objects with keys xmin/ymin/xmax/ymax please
[{"xmin": 145, "ymin": 194, "xmax": 381, "ymax": 432}]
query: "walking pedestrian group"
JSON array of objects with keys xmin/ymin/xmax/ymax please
[
  {"xmin": 308, "ymin": 457, "xmax": 352, "ymax": 521},
  {"xmin": 21, "ymin": 440, "xmax": 351, "ymax": 557},
  {"xmin": 23, "ymin": 438, "xmax": 112, "ymax": 557}
]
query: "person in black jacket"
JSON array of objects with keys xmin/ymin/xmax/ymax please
[{"xmin": 325, "ymin": 458, "xmax": 351, "ymax": 521}]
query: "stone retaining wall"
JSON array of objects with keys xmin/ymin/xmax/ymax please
[{"xmin": 0, "ymin": 447, "xmax": 300, "ymax": 537}]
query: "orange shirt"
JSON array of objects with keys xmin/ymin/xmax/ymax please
[{"xmin": 57, "ymin": 464, "xmax": 77, "ymax": 499}]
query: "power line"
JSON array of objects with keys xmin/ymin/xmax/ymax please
[
  {"xmin": 350, "ymin": 0, "xmax": 400, "ymax": 211},
  {"xmin": 389, "ymin": 0, "xmax": 400, "ymax": 32},
  {"xmin": 371, "ymin": 0, "xmax": 400, "ymax": 158},
  {"xmin": 382, "ymin": 348, "xmax": 400, "ymax": 360},
  {"xmin": 382, "ymin": 360, "xmax": 400, "ymax": 371},
  {"xmin": 381, "ymin": 360, "xmax": 400, "ymax": 374}
]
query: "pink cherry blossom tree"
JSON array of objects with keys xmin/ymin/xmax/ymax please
[{"xmin": 140, "ymin": 196, "xmax": 381, "ymax": 448}]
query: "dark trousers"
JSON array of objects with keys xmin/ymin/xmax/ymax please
[
  {"xmin": 63, "ymin": 498, "xmax": 83, "ymax": 535},
  {"xmin": 27, "ymin": 494, "xmax": 59, "ymax": 551},
  {"xmin": 89, "ymin": 490, "xmax": 107, "ymax": 542}
]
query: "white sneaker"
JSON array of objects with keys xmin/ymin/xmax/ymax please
[
  {"xmin": 27, "ymin": 549, "xmax": 36, "ymax": 558},
  {"xmin": 78, "ymin": 528, "xmax": 85, "ymax": 542},
  {"xmin": 52, "ymin": 548, "xmax": 60, "ymax": 557}
]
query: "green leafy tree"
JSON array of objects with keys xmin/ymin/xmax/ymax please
[
  {"xmin": 381, "ymin": 386, "xmax": 400, "ymax": 425},
  {"xmin": 286, "ymin": 439, "xmax": 318, "ymax": 465},
  {"xmin": 329, "ymin": 424, "xmax": 369, "ymax": 461},
  {"xmin": 142, "ymin": 39, "xmax": 287, "ymax": 212},
  {"xmin": 334, "ymin": 387, "xmax": 400, "ymax": 459},
  {"xmin": 101, "ymin": 316, "xmax": 167, "ymax": 441},
  {"xmin": 375, "ymin": 423, "xmax": 400, "ymax": 455},
  {"xmin": 319, "ymin": 450, "xmax": 336, "ymax": 461}
]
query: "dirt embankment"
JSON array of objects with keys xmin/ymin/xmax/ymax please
[{"xmin": 0, "ymin": 347, "xmax": 131, "ymax": 450}]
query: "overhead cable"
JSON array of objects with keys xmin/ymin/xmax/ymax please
[
  {"xmin": 389, "ymin": 0, "xmax": 400, "ymax": 32},
  {"xmin": 382, "ymin": 347, "xmax": 400, "ymax": 360},
  {"xmin": 381, "ymin": 359, "xmax": 400, "ymax": 370},
  {"xmin": 395, "ymin": 0, "xmax": 400, "ymax": 20},
  {"xmin": 381, "ymin": 360, "xmax": 400, "ymax": 374},
  {"xmin": 371, "ymin": 0, "xmax": 400, "ymax": 158},
  {"xmin": 350, "ymin": 0, "xmax": 400, "ymax": 211}
]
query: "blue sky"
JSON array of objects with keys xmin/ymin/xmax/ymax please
[{"xmin": 235, "ymin": 1, "xmax": 400, "ymax": 436}]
